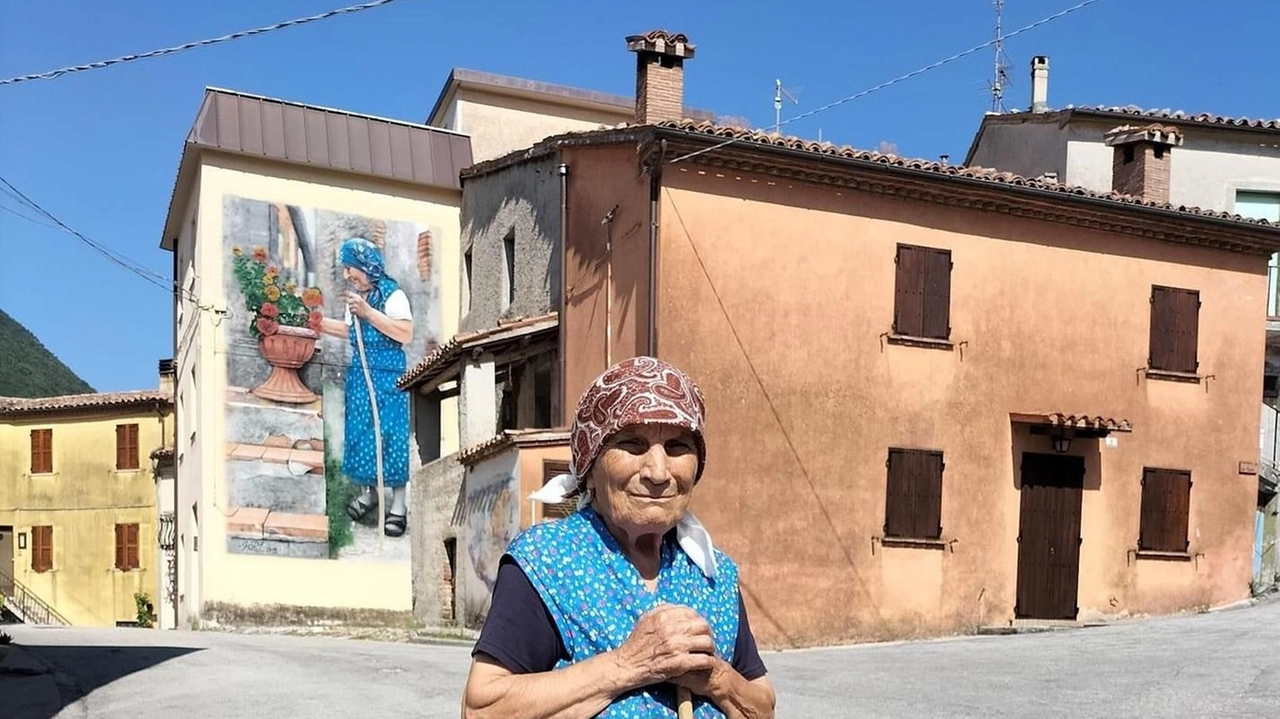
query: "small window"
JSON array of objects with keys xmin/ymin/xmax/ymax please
[
  {"xmin": 116, "ymin": 423, "xmax": 140, "ymax": 470},
  {"xmin": 115, "ymin": 523, "xmax": 140, "ymax": 570},
  {"xmin": 503, "ymin": 231, "xmax": 516, "ymax": 307},
  {"xmin": 884, "ymin": 449, "xmax": 944, "ymax": 540},
  {"xmin": 31, "ymin": 525, "xmax": 53, "ymax": 572},
  {"xmin": 540, "ymin": 460, "xmax": 577, "ymax": 521},
  {"xmin": 463, "ymin": 245, "xmax": 474, "ymax": 313},
  {"xmin": 30, "ymin": 429, "xmax": 52, "ymax": 474},
  {"xmin": 893, "ymin": 244, "xmax": 951, "ymax": 340},
  {"xmin": 1139, "ymin": 468, "xmax": 1191, "ymax": 553},
  {"xmin": 1149, "ymin": 286, "xmax": 1200, "ymax": 374}
]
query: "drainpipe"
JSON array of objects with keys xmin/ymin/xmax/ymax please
[
  {"xmin": 557, "ymin": 163, "xmax": 568, "ymax": 426},
  {"xmin": 604, "ymin": 215, "xmax": 613, "ymax": 367},
  {"xmin": 648, "ymin": 140, "xmax": 667, "ymax": 356}
]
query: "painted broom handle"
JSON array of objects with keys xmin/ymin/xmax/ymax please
[{"xmin": 677, "ymin": 686, "xmax": 693, "ymax": 719}]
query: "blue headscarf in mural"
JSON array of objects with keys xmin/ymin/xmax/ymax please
[{"xmin": 339, "ymin": 237, "xmax": 400, "ymax": 311}]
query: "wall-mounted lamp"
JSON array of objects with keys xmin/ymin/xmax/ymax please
[{"xmin": 1051, "ymin": 427, "xmax": 1075, "ymax": 454}]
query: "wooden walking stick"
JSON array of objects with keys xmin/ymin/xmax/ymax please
[{"xmin": 677, "ymin": 686, "xmax": 693, "ymax": 719}]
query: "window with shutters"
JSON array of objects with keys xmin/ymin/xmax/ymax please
[
  {"xmin": 30, "ymin": 429, "xmax": 53, "ymax": 474},
  {"xmin": 540, "ymin": 459, "xmax": 577, "ymax": 521},
  {"xmin": 1138, "ymin": 468, "xmax": 1191, "ymax": 553},
  {"xmin": 116, "ymin": 423, "xmax": 140, "ymax": 470},
  {"xmin": 31, "ymin": 525, "xmax": 53, "ymax": 572},
  {"xmin": 893, "ymin": 244, "xmax": 952, "ymax": 341},
  {"xmin": 1148, "ymin": 286, "xmax": 1200, "ymax": 375},
  {"xmin": 884, "ymin": 448, "xmax": 944, "ymax": 540},
  {"xmin": 115, "ymin": 523, "xmax": 140, "ymax": 570}
]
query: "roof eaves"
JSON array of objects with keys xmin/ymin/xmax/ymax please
[
  {"xmin": 398, "ymin": 312, "xmax": 559, "ymax": 391},
  {"xmin": 653, "ymin": 120, "xmax": 1280, "ymax": 248}
]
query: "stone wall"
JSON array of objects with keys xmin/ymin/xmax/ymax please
[{"xmin": 409, "ymin": 452, "xmax": 466, "ymax": 626}]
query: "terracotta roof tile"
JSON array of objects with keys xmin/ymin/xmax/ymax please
[
  {"xmin": 655, "ymin": 119, "xmax": 1278, "ymax": 229},
  {"xmin": 0, "ymin": 390, "xmax": 171, "ymax": 417},
  {"xmin": 1072, "ymin": 105, "xmax": 1280, "ymax": 131},
  {"xmin": 398, "ymin": 312, "xmax": 558, "ymax": 390}
]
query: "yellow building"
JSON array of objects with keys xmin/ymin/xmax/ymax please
[{"xmin": 0, "ymin": 387, "xmax": 172, "ymax": 626}]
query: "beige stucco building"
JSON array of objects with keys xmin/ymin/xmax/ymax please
[
  {"xmin": 966, "ymin": 56, "xmax": 1280, "ymax": 590},
  {"xmin": 402, "ymin": 31, "xmax": 1280, "ymax": 649},
  {"xmin": 0, "ymin": 381, "xmax": 172, "ymax": 627}
]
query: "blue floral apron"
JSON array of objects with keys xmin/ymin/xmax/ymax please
[
  {"xmin": 342, "ymin": 318, "xmax": 409, "ymax": 488},
  {"xmin": 506, "ymin": 506, "xmax": 740, "ymax": 718}
]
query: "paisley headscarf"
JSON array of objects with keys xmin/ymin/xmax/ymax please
[
  {"xmin": 338, "ymin": 237, "xmax": 400, "ymax": 311},
  {"xmin": 529, "ymin": 355, "xmax": 719, "ymax": 578}
]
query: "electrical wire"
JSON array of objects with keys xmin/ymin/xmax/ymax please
[
  {"xmin": 0, "ymin": 0, "xmax": 407, "ymax": 87},
  {"xmin": 668, "ymin": 0, "xmax": 1105, "ymax": 165},
  {"xmin": 0, "ymin": 173, "xmax": 221, "ymax": 315}
]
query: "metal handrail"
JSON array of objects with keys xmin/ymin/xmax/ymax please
[{"xmin": 0, "ymin": 567, "xmax": 71, "ymax": 626}]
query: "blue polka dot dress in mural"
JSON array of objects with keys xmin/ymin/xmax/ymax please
[
  {"xmin": 506, "ymin": 506, "xmax": 741, "ymax": 718},
  {"xmin": 339, "ymin": 237, "xmax": 410, "ymax": 489}
]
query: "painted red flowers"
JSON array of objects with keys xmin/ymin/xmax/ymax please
[{"xmin": 232, "ymin": 245, "xmax": 325, "ymax": 339}]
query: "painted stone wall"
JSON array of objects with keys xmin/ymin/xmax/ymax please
[
  {"xmin": 221, "ymin": 194, "xmax": 441, "ymax": 562},
  {"xmin": 460, "ymin": 452, "xmax": 519, "ymax": 623}
]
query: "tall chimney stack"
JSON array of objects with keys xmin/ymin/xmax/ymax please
[
  {"xmin": 1103, "ymin": 124, "xmax": 1183, "ymax": 204},
  {"xmin": 158, "ymin": 358, "xmax": 176, "ymax": 395},
  {"xmin": 626, "ymin": 30, "xmax": 696, "ymax": 125},
  {"xmin": 1030, "ymin": 56, "xmax": 1049, "ymax": 113}
]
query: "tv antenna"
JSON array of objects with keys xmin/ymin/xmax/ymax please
[
  {"xmin": 988, "ymin": 0, "xmax": 1012, "ymax": 111},
  {"xmin": 774, "ymin": 79, "xmax": 799, "ymax": 133}
]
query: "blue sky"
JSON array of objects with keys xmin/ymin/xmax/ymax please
[{"xmin": 2, "ymin": 0, "xmax": 1278, "ymax": 392}]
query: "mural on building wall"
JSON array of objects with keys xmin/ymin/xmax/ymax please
[
  {"xmin": 462, "ymin": 455, "xmax": 519, "ymax": 622},
  {"xmin": 222, "ymin": 195, "xmax": 441, "ymax": 561}
]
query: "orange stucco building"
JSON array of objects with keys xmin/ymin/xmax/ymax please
[{"xmin": 403, "ymin": 31, "xmax": 1280, "ymax": 647}]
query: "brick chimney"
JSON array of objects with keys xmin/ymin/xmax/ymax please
[
  {"xmin": 626, "ymin": 30, "xmax": 696, "ymax": 125},
  {"xmin": 1103, "ymin": 124, "xmax": 1183, "ymax": 203},
  {"xmin": 1030, "ymin": 56, "xmax": 1049, "ymax": 113}
]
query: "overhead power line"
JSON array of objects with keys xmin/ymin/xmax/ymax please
[
  {"xmin": 669, "ymin": 0, "xmax": 1104, "ymax": 165},
  {"xmin": 0, "ymin": 173, "xmax": 219, "ymax": 315},
  {"xmin": 0, "ymin": 0, "xmax": 406, "ymax": 87}
]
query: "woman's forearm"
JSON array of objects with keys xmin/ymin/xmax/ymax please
[
  {"xmin": 320, "ymin": 318, "xmax": 347, "ymax": 338},
  {"xmin": 463, "ymin": 652, "xmax": 641, "ymax": 719},
  {"xmin": 704, "ymin": 660, "xmax": 775, "ymax": 719}
]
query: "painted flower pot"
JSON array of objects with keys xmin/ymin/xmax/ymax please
[{"xmin": 251, "ymin": 325, "xmax": 320, "ymax": 404}]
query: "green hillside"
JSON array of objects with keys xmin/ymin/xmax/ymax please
[{"xmin": 0, "ymin": 308, "xmax": 94, "ymax": 398}]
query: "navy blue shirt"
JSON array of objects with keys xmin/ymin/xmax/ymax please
[{"xmin": 474, "ymin": 555, "xmax": 768, "ymax": 681}]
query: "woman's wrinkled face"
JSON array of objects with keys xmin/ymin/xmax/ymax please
[
  {"xmin": 343, "ymin": 265, "xmax": 372, "ymax": 291},
  {"xmin": 589, "ymin": 423, "xmax": 699, "ymax": 536}
]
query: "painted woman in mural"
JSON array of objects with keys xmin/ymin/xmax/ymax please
[{"xmin": 319, "ymin": 238, "xmax": 412, "ymax": 537}]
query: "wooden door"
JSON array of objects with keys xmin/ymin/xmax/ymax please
[
  {"xmin": 0, "ymin": 526, "xmax": 12, "ymax": 595},
  {"xmin": 1016, "ymin": 453, "xmax": 1085, "ymax": 620}
]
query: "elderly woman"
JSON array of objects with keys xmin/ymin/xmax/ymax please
[
  {"xmin": 319, "ymin": 237, "xmax": 413, "ymax": 537},
  {"xmin": 463, "ymin": 356, "xmax": 776, "ymax": 719}
]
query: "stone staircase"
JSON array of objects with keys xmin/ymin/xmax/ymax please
[{"xmin": 224, "ymin": 388, "xmax": 330, "ymax": 559}]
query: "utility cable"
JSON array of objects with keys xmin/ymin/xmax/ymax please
[
  {"xmin": 0, "ymin": 173, "xmax": 221, "ymax": 315},
  {"xmin": 0, "ymin": 0, "xmax": 407, "ymax": 87},
  {"xmin": 668, "ymin": 0, "xmax": 1105, "ymax": 165}
]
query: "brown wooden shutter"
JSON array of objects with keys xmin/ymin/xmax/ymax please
[
  {"xmin": 894, "ymin": 245, "xmax": 925, "ymax": 337},
  {"xmin": 115, "ymin": 524, "xmax": 126, "ymax": 570},
  {"xmin": 128, "ymin": 524, "xmax": 139, "ymax": 569},
  {"xmin": 117, "ymin": 424, "xmax": 140, "ymax": 470},
  {"xmin": 1140, "ymin": 468, "xmax": 1191, "ymax": 552},
  {"xmin": 921, "ymin": 249, "xmax": 952, "ymax": 340},
  {"xmin": 916, "ymin": 451, "xmax": 944, "ymax": 539},
  {"xmin": 1172, "ymin": 289, "xmax": 1200, "ymax": 373},
  {"xmin": 884, "ymin": 450, "xmax": 910, "ymax": 537},
  {"xmin": 32, "ymin": 526, "xmax": 52, "ymax": 572},
  {"xmin": 31, "ymin": 429, "xmax": 52, "ymax": 474},
  {"xmin": 541, "ymin": 460, "xmax": 577, "ymax": 520},
  {"xmin": 1150, "ymin": 287, "xmax": 1199, "ymax": 373}
]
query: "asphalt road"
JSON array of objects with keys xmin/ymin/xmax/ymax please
[{"xmin": 4, "ymin": 598, "xmax": 1279, "ymax": 718}]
